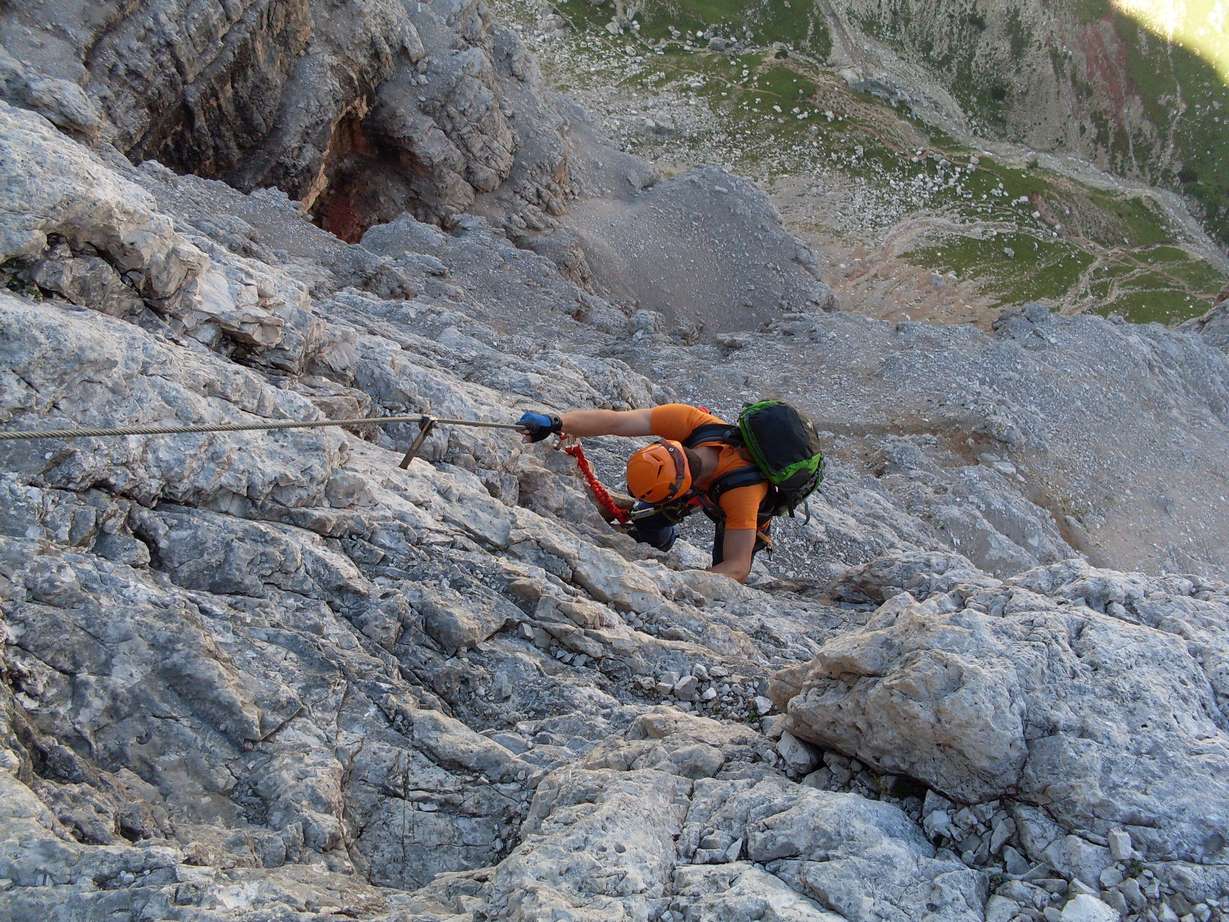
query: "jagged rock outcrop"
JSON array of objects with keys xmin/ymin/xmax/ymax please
[
  {"xmin": 773, "ymin": 561, "xmax": 1229, "ymax": 855},
  {"xmin": 0, "ymin": 0, "xmax": 839, "ymax": 329},
  {"xmin": 771, "ymin": 555, "xmax": 1229, "ymax": 914},
  {"xmin": 0, "ymin": 0, "xmax": 574, "ymax": 236},
  {"xmin": 1, "ymin": 21, "xmax": 1228, "ymax": 919}
]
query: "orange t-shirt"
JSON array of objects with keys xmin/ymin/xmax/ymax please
[{"xmin": 649, "ymin": 403, "xmax": 769, "ymax": 531}]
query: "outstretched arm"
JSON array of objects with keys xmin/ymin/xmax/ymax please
[
  {"xmin": 561, "ymin": 408, "xmax": 654, "ymax": 438},
  {"xmin": 517, "ymin": 408, "xmax": 654, "ymax": 442}
]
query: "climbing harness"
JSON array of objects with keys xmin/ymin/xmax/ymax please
[
  {"xmin": 0, "ymin": 414, "xmax": 525, "ymax": 470},
  {"xmin": 558, "ymin": 437, "xmax": 630, "ymax": 525}
]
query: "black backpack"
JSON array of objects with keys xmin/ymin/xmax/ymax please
[{"xmin": 684, "ymin": 400, "xmax": 824, "ymax": 518}]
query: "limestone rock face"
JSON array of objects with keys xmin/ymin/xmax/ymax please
[
  {"xmin": 682, "ymin": 775, "xmax": 987, "ymax": 921},
  {"xmin": 0, "ymin": 44, "xmax": 102, "ymax": 139},
  {"xmin": 1, "ymin": 0, "xmax": 836, "ymax": 317},
  {"xmin": 0, "ymin": 99, "xmax": 861, "ymax": 919},
  {"xmin": 771, "ymin": 559, "xmax": 1229, "ymax": 872},
  {"xmin": 0, "ymin": 19, "xmax": 1228, "ymax": 918},
  {"xmin": 0, "ymin": 0, "xmax": 566, "ymax": 235}
]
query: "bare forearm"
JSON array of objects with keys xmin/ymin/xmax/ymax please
[
  {"xmin": 709, "ymin": 559, "xmax": 751, "ymax": 583},
  {"xmin": 710, "ymin": 529, "xmax": 756, "ymax": 582},
  {"xmin": 561, "ymin": 408, "xmax": 654, "ymax": 438},
  {"xmin": 561, "ymin": 409, "xmax": 623, "ymax": 437}
]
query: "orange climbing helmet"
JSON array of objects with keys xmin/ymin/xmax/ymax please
[{"xmin": 626, "ymin": 439, "xmax": 692, "ymax": 504}]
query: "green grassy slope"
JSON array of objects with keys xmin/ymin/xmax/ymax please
[
  {"xmin": 556, "ymin": 0, "xmax": 831, "ymax": 59},
  {"xmin": 500, "ymin": 0, "xmax": 1227, "ymax": 322}
]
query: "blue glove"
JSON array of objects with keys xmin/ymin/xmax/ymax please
[{"xmin": 518, "ymin": 411, "xmax": 562, "ymax": 442}]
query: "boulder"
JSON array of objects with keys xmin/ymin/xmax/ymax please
[{"xmin": 771, "ymin": 558, "xmax": 1229, "ymax": 866}]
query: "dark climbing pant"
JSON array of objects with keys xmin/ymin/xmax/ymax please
[
  {"xmin": 628, "ymin": 505, "xmax": 680, "ymax": 553},
  {"xmin": 629, "ymin": 504, "xmax": 769, "ymax": 566},
  {"xmin": 710, "ymin": 518, "xmax": 771, "ymax": 566}
]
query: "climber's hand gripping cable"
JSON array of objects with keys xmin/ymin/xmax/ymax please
[{"xmin": 516, "ymin": 411, "xmax": 563, "ymax": 442}]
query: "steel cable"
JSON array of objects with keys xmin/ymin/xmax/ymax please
[{"xmin": 0, "ymin": 415, "xmax": 524, "ymax": 442}]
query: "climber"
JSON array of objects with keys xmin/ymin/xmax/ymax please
[{"xmin": 517, "ymin": 402, "xmax": 824, "ymax": 583}]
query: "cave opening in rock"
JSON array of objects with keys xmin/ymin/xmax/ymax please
[
  {"xmin": 305, "ymin": 107, "xmax": 424, "ymax": 244},
  {"xmin": 134, "ymin": 89, "xmax": 423, "ymax": 246}
]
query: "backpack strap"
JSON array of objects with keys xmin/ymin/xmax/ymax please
[
  {"xmin": 707, "ymin": 465, "xmax": 767, "ymax": 501},
  {"xmin": 704, "ymin": 467, "xmax": 776, "ymax": 550},
  {"xmin": 686, "ymin": 423, "xmax": 775, "ymax": 524},
  {"xmin": 684, "ymin": 422, "xmax": 740, "ymax": 449}
]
